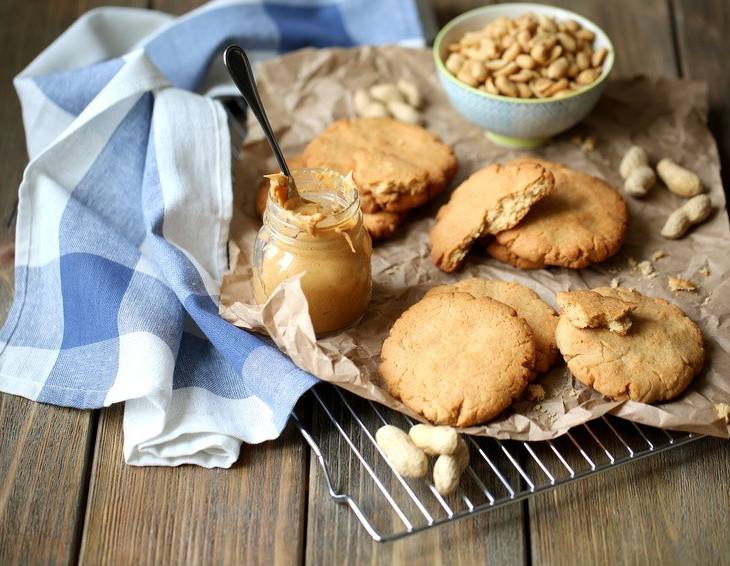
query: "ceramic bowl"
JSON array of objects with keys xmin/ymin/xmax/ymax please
[{"xmin": 433, "ymin": 3, "xmax": 615, "ymax": 149}]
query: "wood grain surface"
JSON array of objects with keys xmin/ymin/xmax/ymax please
[
  {"xmin": 0, "ymin": 2, "xmax": 143, "ymax": 565},
  {"xmin": 79, "ymin": 405, "xmax": 308, "ymax": 566},
  {"xmin": 1, "ymin": 1, "xmax": 729, "ymax": 565}
]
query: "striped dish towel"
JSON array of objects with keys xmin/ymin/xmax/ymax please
[{"xmin": 1, "ymin": 0, "xmax": 424, "ymax": 467}]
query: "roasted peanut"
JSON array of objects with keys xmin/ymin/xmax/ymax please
[
  {"xmin": 396, "ymin": 79, "xmax": 422, "ymax": 109},
  {"xmin": 445, "ymin": 52, "xmax": 465, "ymax": 74},
  {"xmin": 409, "ymin": 424, "xmax": 459, "ymax": 456},
  {"xmin": 369, "ymin": 83, "xmax": 404, "ymax": 104},
  {"xmin": 484, "ymin": 77, "xmax": 499, "ymax": 95},
  {"xmin": 661, "ymin": 195, "xmax": 712, "ymax": 239},
  {"xmin": 495, "ymin": 75, "xmax": 518, "ymax": 97},
  {"xmin": 619, "ymin": 145, "xmax": 649, "ymax": 179},
  {"xmin": 375, "ymin": 425, "xmax": 428, "ymax": 478},
  {"xmin": 592, "ymin": 47, "xmax": 608, "ymax": 67},
  {"xmin": 624, "ymin": 165, "xmax": 656, "ymax": 197},
  {"xmin": 547, "ymin": 56, "xmax": 569, "ymax": 79},
  {"xmin": 354, "ymin": 89, "xmax": 389, "ymax": 119},
  {"xmin": 515, "ymin": 53, "xmax": 536, "ymax": 69},
  {"xmin": 516, "ymin": 82, "xmax": 532, "ymax": 98},
  {"xmin": 494, "ymin": 61, "xmax": 520, "ymax": 77},
  {"xmin": 387, "ymin": 100, "xmax": 421, "ymax": 124},
  {"xmin": 657, "ymin": 158, "xmax": 703, "ymax": 197},
  {"xmin": 445, "ymin": 13, "xmax": 609, "ymax": 99},
  {"xmin": 433, "ymin": 437, "xmax": 470, "ymax": 496},
  {"xmin": 576, "ymin": 68, "xmax": 600, "ymax": 85}
]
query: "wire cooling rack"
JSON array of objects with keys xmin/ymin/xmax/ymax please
[
  {"xmin": 292, "ymin": 382, "xmax": 700, "ymax": 542},
  {"xmin": 225, "ymin": 99, "xmax": 701, "ymax": 543}
]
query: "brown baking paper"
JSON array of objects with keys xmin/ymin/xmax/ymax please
[{"xmin": 220, "ymin": 46, "xmax": 730, "ymax": 440}]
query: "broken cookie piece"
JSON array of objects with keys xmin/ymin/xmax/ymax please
[
  {"xmin": 429, "ymin": 160, "xmax": 554, "ymax": 272},
  {"xmin": 556, "ymin": 289, "xmax": 637, "ymax": 336},
  {"xmin": 667, "ymin": 276, "xmax": 697, "ymax": 293}
]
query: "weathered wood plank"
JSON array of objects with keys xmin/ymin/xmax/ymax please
[
  {"xmin": 79, "ymin": 404, "xmax": 308, "ymax": 565},
  {"xmin": 673, "ymin": 0, "xmax": 730, "ymax": 187},
  {"xmin": 0, "ymin": 1, "xmax": 143, "ymax": 565}
]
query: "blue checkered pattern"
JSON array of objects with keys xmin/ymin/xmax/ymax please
[{"xmin": 1, "ymin": 0, "xmax": 424, "ymax": 467}]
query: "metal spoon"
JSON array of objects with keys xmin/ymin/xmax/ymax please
[{"xmin": 223, "ymin": 44, "xmax": 300, "ymax": 201}]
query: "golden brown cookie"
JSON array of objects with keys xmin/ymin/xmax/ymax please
[
  {"xmin": 300, "ymin": 117, "xmax": 457, "ymax": 213},
  {"xmin": 429, "ymin": 161, "xmax": 554, "ymax": 272},
  {"xmin": 485, "ymin": 240, "xmax": 546, "ymax": 269},
  {"xmin": 426, "ymin": 278, "xmax": 558, "ymax": 373},
  {"xmin": 362, "ymin": 209, "xmax": 407, "ymax": 240},
  {"xmin": 555, "ymin": 287, "xmax": 705, "ymax": 403},
  {"xmin": 556, "ymin": 289, "xmax": 637, "ymax": 335},
  {"xmin": 379, "ymin": 291, "xmax": 536, "ymax": 426},
  {"xmin": 493, "ymin": 160, "xmax": 628, "ymax": 269}
]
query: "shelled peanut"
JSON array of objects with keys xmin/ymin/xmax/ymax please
[{"xmin": 444, "ymin": 13, "xmax": 609, "ymax": 99}]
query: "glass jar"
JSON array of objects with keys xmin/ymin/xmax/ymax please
[{"xmin": 253, "ymin": 168, "xmax": 372, "ymax": 334}]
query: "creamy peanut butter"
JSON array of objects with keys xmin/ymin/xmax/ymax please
[{"xmin": 253, "ymin": 169, "xmax": 372, "ymax": 334}]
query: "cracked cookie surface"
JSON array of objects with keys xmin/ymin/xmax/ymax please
[
  {"xmin": 555, "ymin": 287, "xmax": 704, "ymax": 403},
  {"xmin": 429, "ymin": 160, "xmax": 554, "ymax": 273},
  {"xmin": 492, "ymin": 159, "xmax": 628, "ymax": 269},
  {"xmin": 426, "ymin": 278, "xmax": 559, "ymax": 373},
  {"xmin": 379, "ymin": 291, "xmax": 536, "ymax": 426},
  {"xmin": 300, "ymin": 117, "xmax": 457, "ymax": 213}
]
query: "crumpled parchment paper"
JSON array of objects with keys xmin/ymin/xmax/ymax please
[{"xmin": 220, "ymin": 46, "xmax": 730, "ymax": 440}]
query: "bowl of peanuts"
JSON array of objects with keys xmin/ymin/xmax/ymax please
[{"xmin": 434, "ymin": 4, "xmax": 614, "ymax": 149}]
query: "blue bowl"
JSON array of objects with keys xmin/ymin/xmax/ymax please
[{"xmin": 434, "ymin": 3, "xmax": 615, "ymax": 149}]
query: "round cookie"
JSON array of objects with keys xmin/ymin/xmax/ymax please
[
  {"xmin": 493, "ymin": 159, "xmax": 628, "ymax": 269},
  {"xmin": 429, "ymin": 161, "xmax": 554, "ymax": 272},
  {"xmin": 555, "ymin": 287, "xmax": 705, "ymax": 403},
  {"xmin": 426, "ymin": 278, "xmax": 558, "ymax": 373},
  {"xmin": 300, "ymin": 117, "xmax": 457, "ymax": 213},
  {"xmin": 379, "ymin": 291, "xmax": 536, "ymax": 426},
  {"xmin": 485, "ymin": 240, "xmax": 546, "ymax": 270}
]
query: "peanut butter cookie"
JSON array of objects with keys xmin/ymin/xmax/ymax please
[
  {"xmin": 555, "ymin": 287, "xmax": 704, "ymax": 403},
  {"xmin": 429, "ymin": 160, "xmax": 554, "ymax": 272},
  {"xmin": 492, "ymin": 160, "xmax": 628, "ymax": 269},
  {"xmin": 300, "ymin": 117, "xmax": 457, "ymax": 213},
  {"xmin": 426, "ymin": 278, "xmax": 558, "ymax": 373},
  {"xmin": 379, "ymin": 291, "xmax": 536, "ymax": 426},
  {"xmin": 485, "ymin": 240, "xmax": 546, "ymax": 270}
]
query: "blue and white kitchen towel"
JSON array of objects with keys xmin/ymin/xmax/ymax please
[{"xmin": 0, "ymin": 0, "xmax": 424, "ymax": 467}]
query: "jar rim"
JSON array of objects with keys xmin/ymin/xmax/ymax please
[{"xmin": 265, "ymin": 167, "xmax": 360, "ymax": 234}]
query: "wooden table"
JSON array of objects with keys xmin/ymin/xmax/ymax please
[{"xmin": 1, "ymin": 1, "xmax": 729, "ymax": 564}]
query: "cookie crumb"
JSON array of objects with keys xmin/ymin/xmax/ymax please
[
  {"xmin": 627, "ymin": 257, "xmax": 638, "ymax": 270},
  {"xmin": 651, "ymin": 249, "xmax": 667, "ymax": 262},
  {"xmin": 715, "ymin": 403, "xmax": 730, "ymax": 423},
  {"xmin": 610, "ymin": 277, "xmax": 620, "ymax": 288},
  {"xmin": 581, "ymin": 136, "xmax": 596, "ymax": 152},
  {"xmin": 699, "ymin": 265, "xmax": 710, "ymax": 277},
  {"xmin": 638, "ymin": 260, "xmax": 656, "ymax": 278},
  {"xmin": 668, "ymin": 276, "xmax": 697, "ymax": 292},
  {"xmin": 526, "ymin": 384, "xmax": 546, "ymax": 402}
]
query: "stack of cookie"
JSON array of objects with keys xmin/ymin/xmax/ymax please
[
  {"xmin": 430, "ymin": 158, "xmax": 628, "ymax": 271},
  {"xmin": 379, "ymin": 278, "xmax": 559, "ymax": 427},
  {"xmin": 256, "ymin": 117, "xmax": 458, "ymax": 240},
  {"xmin": 379, "ymin": 280, "xmax": 705, "ymax": 427}
]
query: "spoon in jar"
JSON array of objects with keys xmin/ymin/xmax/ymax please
[{"xmin": 223, "ymin": 44, "xmax": 301, "ymax": 202}]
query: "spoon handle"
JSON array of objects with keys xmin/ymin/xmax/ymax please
[{"xmin": 223, "ymin": 45, "xmax": 291, "ymax": 177}]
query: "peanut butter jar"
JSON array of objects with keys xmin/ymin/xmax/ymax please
[{"xmin": 253, "ymin": 168, "xmax": 372, "ymax": 334}]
